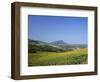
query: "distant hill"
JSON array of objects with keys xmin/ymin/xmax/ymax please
[
  {"xmin": 28, "ymin": 39, "xmax": 48, "ymax": 45},
  {"xmin": 28, "ymin": 39, "xmax": 65, "ymax": 53},
  {"xmin": 50, "ymin": 40, "xmax": 69, "ymax": 46},
  {"xmin": 28, "ymin": 39, "xmax": 87, "ymax": 53},
  {"xmin": 71, "ymin": 44, "xmax": 87, "ymax": 48}
]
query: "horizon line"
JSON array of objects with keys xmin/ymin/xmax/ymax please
[{"xmin": 28, "ymin": 38, "xmax": 88, "ymax": 45}]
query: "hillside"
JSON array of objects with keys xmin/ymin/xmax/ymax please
[
  {"xmin": 28, "ymin": 48, "xmax": 88, "ymax": 66},
  {"xmin": 28, "ymin": 39, "xmax": 87, "ymax": 53}
]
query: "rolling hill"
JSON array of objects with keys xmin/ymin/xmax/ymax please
[{"xmin": 28, "ymin": 39, "xmax": 87, "ymax": 53}]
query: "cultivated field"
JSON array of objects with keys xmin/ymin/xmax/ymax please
[{"xmin": 28, "ymin": 48, "xmax": 88, "ymax": 66}]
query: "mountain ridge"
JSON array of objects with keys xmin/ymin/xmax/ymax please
[
  {"xmin": 28, "ymin": 39, "xmax": 87, "ymax": 53},
  {"xmin": 29, "ymin": 39, "xmax": 87, "ymax": 48}
]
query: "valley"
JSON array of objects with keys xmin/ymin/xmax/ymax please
[{"xmin": 28, "ymin": 39, "xmax": 88, "ymax": 66}]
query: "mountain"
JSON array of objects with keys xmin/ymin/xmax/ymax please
[
  {"xmin": 50, "ymin": 40, "xmax": 72, "ymax": 50},
  {"xmin": 50, "ymin": 40, "xmax": 69, "ymax": 46},
  {"xmin": 28, "ymin": 39, "xmax": 65, "ymax": 53},
  {"xmin": 28, "ymin": 39, "xmax": 48, "ymax": 45},
  {"xmin": 28, "ymin": 39, "xmax": 87, "ymax": 53}
]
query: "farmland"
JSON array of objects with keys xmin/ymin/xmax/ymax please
[{"xmin": 28, "ymin": 48, "xmax": 88, "ymax": 66}]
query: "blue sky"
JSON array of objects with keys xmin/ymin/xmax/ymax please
[{"xmin": 28, "ymin": 15, "xmax": 88, "ymax": 44}]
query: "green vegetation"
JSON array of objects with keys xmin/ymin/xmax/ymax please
[
  {"xmin": 28, "ymin": 48, "xmax": 88, "ymax": 66},
  {"xmin": 28, "ymin": 44, "xmax": 65, "ymax": 53},
  {"xmin": 28, "ymin": 39, "xmax": 88, "ymax": 66}
]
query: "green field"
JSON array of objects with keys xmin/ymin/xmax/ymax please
[{"xmin": 28, "ymin": 48, "xmax": 88, "ymax": 66}]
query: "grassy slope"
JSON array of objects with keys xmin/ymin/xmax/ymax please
[{"xmin": 28, "ymin": 48, "xmax": 88, "ymax": 66}]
